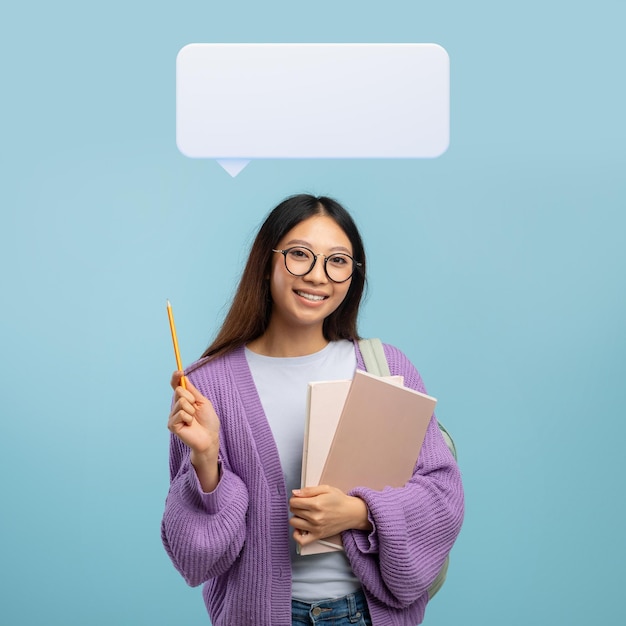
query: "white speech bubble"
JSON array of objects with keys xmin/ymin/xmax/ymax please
[{"xmin": 176, "ymin": 43, "xmax": 449, "ymax": 176}]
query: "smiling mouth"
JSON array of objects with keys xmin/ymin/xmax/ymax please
[{"xmin": 295, "ymin": 290, "xmax": 327, "ymax": 302}]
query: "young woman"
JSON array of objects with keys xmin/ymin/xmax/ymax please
[{"xmin": 161, "ymin": 194, "xmax": 464, "ymax": 626}]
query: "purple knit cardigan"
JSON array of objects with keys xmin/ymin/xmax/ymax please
[{"xmin": 161, "ymin": 342, "xmax": 464, "ymax": 625}]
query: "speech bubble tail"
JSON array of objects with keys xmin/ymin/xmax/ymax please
[{"xmin": 216, "ymin": 159, "xmax": 250, "ymax": 177}]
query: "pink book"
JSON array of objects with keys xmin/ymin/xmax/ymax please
[{"xmin": 317, "ymin": 370, "xmax": 437, "ymax": 550}]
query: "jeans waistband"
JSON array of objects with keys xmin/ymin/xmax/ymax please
[{"xmin": 292, "ymin": 588, "xmax": 368, "ymax": 623}]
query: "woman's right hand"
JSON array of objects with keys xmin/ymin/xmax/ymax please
[{"xmin": 168, "ymin": 371, "xmax": 221, "ymax": 491}]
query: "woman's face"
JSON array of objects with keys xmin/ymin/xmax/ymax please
[{"xmin": 268, "ymin": 215, "xmax": 354, "ymax": 334}]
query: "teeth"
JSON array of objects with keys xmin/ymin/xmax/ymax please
[{"xmin": 297, "ymin": 291, "xmax": 326, "ymax": 302}]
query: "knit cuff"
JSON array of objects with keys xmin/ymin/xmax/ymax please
[
  {"xmin": 181, "ymin": 461, "xmax": 243, "ymax": 515},
  {"xmin": 348, "ymin": 487, "xmax": 379, "ymax": 554}
]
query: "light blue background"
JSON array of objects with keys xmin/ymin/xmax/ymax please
[{"xmin": 2, "ymin": 1, "xmax": 625, "ymax": 624}]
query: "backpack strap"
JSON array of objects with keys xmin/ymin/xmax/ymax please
[
  {"xmin": 357, "ymin": 337, "xmax": 456, "ymax": 600},
  {"xmin": 358, "ymin": 338, "xmax": 391, "ymax": 377}
]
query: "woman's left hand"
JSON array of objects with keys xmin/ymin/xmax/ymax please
[{"xmin": 289, "ymin": 485, "xmax": 372, "ymax": 546}]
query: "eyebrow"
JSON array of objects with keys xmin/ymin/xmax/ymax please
[{"xmin": 283, "ymin": 239, "xmax": 352, "ymax": 254}]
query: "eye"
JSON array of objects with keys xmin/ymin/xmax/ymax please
[
  {"xmin": 287, "ymin": 247, "xmax": 312, "ymax": 261},
  {"xmin": 328, "ymin": 254, "xmax": 350, "ymax": 266}
]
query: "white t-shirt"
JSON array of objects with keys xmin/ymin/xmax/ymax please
[{"xmin": 245, "ymin": 340, "xmax": 361, "ymax": 601}]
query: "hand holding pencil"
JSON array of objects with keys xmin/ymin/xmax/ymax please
[{"xmin": 166, "ymin": 300, "xmax": 221, "ymax": 492}]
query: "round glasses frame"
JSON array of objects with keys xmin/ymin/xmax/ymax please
[{"xmin": 272, "ymin": 246, "xmax": 362, "ymax": 283}]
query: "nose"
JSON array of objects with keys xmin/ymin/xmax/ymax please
[{"xmin": 304, "ymin": 254, "xmax": 328, "ymax": 283}]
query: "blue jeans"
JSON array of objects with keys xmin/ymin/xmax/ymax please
[{"xmin": 292, "ymin": 589, "xmax": 372, "ymax": 625}]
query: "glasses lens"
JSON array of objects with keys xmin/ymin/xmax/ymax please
[
  {"xmin": 284, "ymin": 247, "xmax": 315, "ymax": 276},
  {"xmin": 325, "ymin": 254, "xmax": 355, "ymax": 282}
]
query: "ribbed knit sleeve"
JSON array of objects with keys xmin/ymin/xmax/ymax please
[
  {"xmin": 161, "ymin": 437, "xmax": 249, "ymax": 587},
  {"xmin": 343, "ymin": 343, "xmax": 464, "ymax": 624},
  {"xmin": 160, "ymin": 358, "xmax": 250, "ymax": 589}
]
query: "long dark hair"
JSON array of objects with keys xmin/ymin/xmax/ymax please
[{"xmin": 201, "ymin": 194, "xmax": 367, "ymax": 360}]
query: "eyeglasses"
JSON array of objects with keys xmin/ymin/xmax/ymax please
[{"xmin": 272, "ymin": 246, "xmax": 362, "ymax": 283}]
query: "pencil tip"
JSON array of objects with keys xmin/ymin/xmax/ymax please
[{"xmin": 166, "ymin": 299, "xmax": 171, "ymax": 306}]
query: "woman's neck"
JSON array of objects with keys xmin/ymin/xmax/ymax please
[{"xmin": 247, "ymin": 324, "xmax": 329, "ymax": 357}]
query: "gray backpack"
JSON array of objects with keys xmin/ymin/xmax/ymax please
[{"xmin": 358, "ymin": 338, "xmax": 457, "ymax": 599}]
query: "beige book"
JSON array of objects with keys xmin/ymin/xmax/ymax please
[
  {"xmin": 298, "ymin": 372, "xmax": 406, "ymax": 555},
  {"xmin": 299, "ymin": 379, "xmax": 352, "ymax": 555}
]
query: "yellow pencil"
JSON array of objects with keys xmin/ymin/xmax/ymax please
[{"xmin": 166, "ymin": 299, "xmax": 187, "ymax": 390}]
